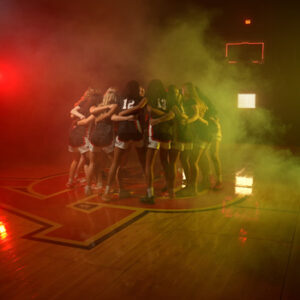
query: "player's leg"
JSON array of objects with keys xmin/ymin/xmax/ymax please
[
  {"xmin": 140, "ymin": 147, "xmax": 158, "ymax": 204},
  {"xmin": 188, "ymin": 144, "xmax": 204, "ymax": 195},
  {"xmin": 210, "ymin": 138, "xmax": 223, "ymax": 189},
  {"xmin": 85, "ymin": 151, "xmax": 96, "ymax": 196},
  {"xmin": 177, "ymin": 148, "xmax": 191, "ymax": 193},
  {"xmin": 67, "ymin": 151, "xmax": 81, "ymax": 188},
  {"xmin": 102, "ymin": 146, "xmax": 126, "ymax": 201},
  {"xmin": 168, "ymin": 147, "xmax": 180, "ymax": 198}
]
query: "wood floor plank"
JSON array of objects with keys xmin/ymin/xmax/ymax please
[{"xmin": 100, "ymin": 231, "xmax": 290, "ymax": 300}]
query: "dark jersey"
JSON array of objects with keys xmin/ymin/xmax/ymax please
[
  {"xmin": 69, "ymin": 96, "xmax": 100, "ymax": 147},
  {"xmin": 117, "ymin": 96, "xmax": 143, "ymax": 141},
  {"xmin": 194, "ymin": 119, "xmax": 210, "ymax": 142},
  {"xmin": 149, "ymin": 97, "xmax": 174, "ymax": 142},
  {"xmin": 196, "ymin": 91, "xmax": 218, "ymax": 141},
  {"xmin": 181, "ymin": 98, "xmax": 197, "ymax": 143},
  {"xmin": 90, "ymin": 109, "xmax": 114, "ymax": 147},
  {"xmin": 69, "ymin": 121, "xmax": 87, "ymax": 147},
  {"xmin": 138, "ymin": 106, "xmax": 148, "ymax": 132},
  {"xmin": 204, "ymin": 108, "xmax": 218, "ymax": 142},
  {"xmin": 183, "ymin": 98, "xmax": 196, "ymax": 119},
  {"xmin": 173, "ymin": 101, "xmax": 190, "ymax": 143},
  {"xmin": 69, "ymin": 102, "xmax": 88, "ymax": 147},
  {"xmin": 183, "ymin": 98, "xmax": 210, "ymax": 142},
  {"xmin": 196, "ymin": 90, "xmax": 218, "ymax": 118}
]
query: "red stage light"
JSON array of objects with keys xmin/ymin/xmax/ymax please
[
  {"xmin": 0, "ymin": 222, "xmax": 8, "ymax": 240},
  {"xmin": 0, "ymin": 62, "xmax": 21, "ymax": 96}
]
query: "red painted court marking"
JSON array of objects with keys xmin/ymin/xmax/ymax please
[
  {"xmin": 0, "ymin": 179, "xmax": 35, "ymax": 187},
  {"xmin": 45, "ymin": 207, "xmax": 137, "ymax": 242},
  {"xmin": 30, "ymin": 175, "xmax": 70, "ymax": 196},
  {"xmin": 0, "ymin": 168, "xmax": 246, "ymax": 249},
  {"xmin": 91, "ymin": 186, "xmax": 235, "ymax": 211}
]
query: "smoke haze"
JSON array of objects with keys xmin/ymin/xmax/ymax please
[{"xmin": 0, "ymin": 0, "xmax": 299, "ymax": 185}]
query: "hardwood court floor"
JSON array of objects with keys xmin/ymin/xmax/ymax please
[{"xmin": 0, "ymin": 144, "xmax": 299, "ymax": 299}]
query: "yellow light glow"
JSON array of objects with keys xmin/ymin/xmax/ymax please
[
  {"xmin": 245, "ymin": 19, "xmax": 252, "ymax": 25},
  {"xmin": 0, "ymin": 222, "xmax": 7, "ymax": 240},
  {"xmin": 0, "ymin": 224, "xmax": 6, "ymax": 233},
  {"xmin": 235, "ymin": 186, "xmax": 253, "ymax": 195},
  {"xmin": 235, "ymin": 176, "xmax": 253, "ymax": 187},
  {"xmin": 238, "ymin": 93, "xmax": 256, "ymax": 108},
  {"xmin": 181, "ymin": 169, "xmax": 186, "ymax": 187}
]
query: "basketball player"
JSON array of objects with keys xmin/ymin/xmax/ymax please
[
  {"xmin": 102, "ymin": 80, "xmax": 147, "ymax": 201},
  {"xmin": 140, "ymin": 79, "xmax": 175, "ymax": 204}
]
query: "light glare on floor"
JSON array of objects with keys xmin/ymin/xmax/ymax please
[
  {"xmin": 235, "ymin": 186, "xmax": 253, "ymax": 195},
  {"xmin": 235, "ymin": 176, "xmax": 253, "ymax": 187}
]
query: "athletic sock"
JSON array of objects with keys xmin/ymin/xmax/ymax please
[
  {"xmin": 96, "ymin": 180, "xmax": 103, "ymax": 188},
  {"xmin": 104, "ymin": 186, "xmax": 110, "ymax": 194},
  {"xmin": 147, "ymin": 187, "xmax": 154, "ymax": 198}
]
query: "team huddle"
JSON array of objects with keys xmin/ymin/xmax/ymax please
[{"xmin": 67, "ymin": 80, "xmax": 222, "ymax": 204}]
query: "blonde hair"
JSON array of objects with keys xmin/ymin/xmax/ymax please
[
  {"xmin": 102, "ymin": 87, "xmax": 117, "ymax": 105},
  {"xmin": 95, "ymin": 87, "xmax": 117, "ymax": 123}
]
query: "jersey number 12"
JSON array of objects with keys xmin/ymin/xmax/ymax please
[{"xmin": 122, "ymin": 99, "xmax": 135, "ymax": 110}]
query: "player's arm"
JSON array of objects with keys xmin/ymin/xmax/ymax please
[
  {"xmin": 119, "ymin": 98, "xmax": 147, "ymax": 116},
  {"xmin": 198, "ymin": 116, "xmax": 208, "ymax": 126},
  {"xmin": 95, "ymin": 104, "xmax": 118, "ymax": 122},
  {"xmin": 90, "ymin": 104, "xmax": 112, "ymax": 115},
  {"xmin": 147, "ymin": 105, "xmax": 165, "ymax": 116},
  {"xmin": 186, "ymin": 105, "xmax": 200, "ymax": 124},
  {"xmin": 111, "ymin": 114, "xmax": 136, "ymax": 122},
  {"xmin": 209, "ymin": 116, "xmax": 219, "ymax": 124},
  {"xmin": 150, "ymin": 111, "xmax": 175, "ymax": 126},
  {"xmin": 70, "ymin": 106, "xmax": 85, "ymax": 120},
  {"xmin": 77, "ymin": 114, "xmax": 95, "ymax": 126},
  {"xmin": 172, "ymin": 105, "xmax": 188, "ymax": 120}
]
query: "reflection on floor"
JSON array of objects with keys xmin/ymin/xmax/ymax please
[{"xmin": 0, "ymin": 144, "xmax": 299, "ymax": 299}]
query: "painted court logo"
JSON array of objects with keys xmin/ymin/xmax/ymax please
[{"xmin": 0, "ymin": 171, "xmax": 245, "ymax": 249}]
